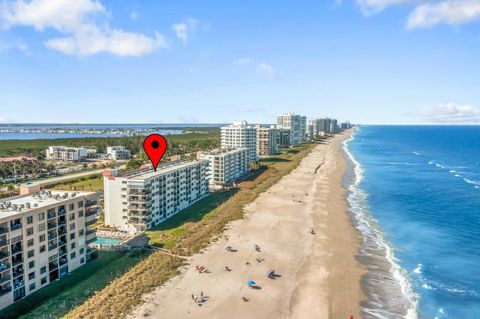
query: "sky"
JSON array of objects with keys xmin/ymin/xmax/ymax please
[{"xmin": 1, "ymin": 0, "xmax": 480, "ymax": 125}]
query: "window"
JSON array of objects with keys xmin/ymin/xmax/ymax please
[
  {"xmin": 39, "ymin": 234, "xmax": 45, "ymax": 242},
  {"xmin": 80, "ymin": 248, "xmax": 85, "ymax": 254},
  {"xmin": 71, "ymin": 242, "xmax": 76, "ymax": 249},
  {"xmin": 69, "ymin": 213, "xmax": 75, "ymax": 221},
  {"xmin": 78, "ymin": 201, "xmax": 84, "ymax": 208},
  {"xmin": 38, "ymin": 223, "xmax": 46, "ymax": 232},
  {"xmin": 70, "ymin": 252, "xmax": 76, "ymax": 259},
  {"xmin": 69, "ymin": 203, "xmax": 74, "ymax": 211},
  {"xmin": 70, "ymin": 233, "xmax": 75, "ymax": 240},
  {"xmin": 29, "ymin": 283, "xmax": 36, "ymax": 291},
  {"xmin": 39, "ymin": 245, "xmax": 46, "ymax": 253},
  {"xmin": 29, "ymin": 261, "xmax": 35, "ymax": 269},
  {"xmin": 27, "ymin": 216, "xmax": 33, "ymax": 224},
  {"xmin": 41, "ymin": 277, "xmax": 47, "ymax": 285},
  {"xmin": 38, "ymin": 212, "xmax": 45, "ymax": 221},
  {"xmin": 28, "ymin": 250, "xmax": 34, "ymax": 258},
  {"xmin": 27, "ymin": 238, "xmax": 34, "ymax": 247},
  {"xmin": 80, "ymin": 257, "xmax": 85, "ymax": 264},
  {"xmin": 78, "ymin": 210, "xmax": 84, "ymax": 217},
  {"xmin": 79, "ymin": 229, "xmax": 85, "ymax": 236},
  {"xmin": 27, "ymin": 227, "xmax": 34, "ymax": 236},
  {"xmin": 40, "ymin": 266, "xmax": 47, "ymax": 274},
  {"xmin": 69, "ymin": 223, "xmax": 75, "ymax": 231},
  {"xmin": 28, "ymin": 272, "xmax": 35, "ymax": 280}
]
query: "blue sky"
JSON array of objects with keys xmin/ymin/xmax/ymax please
[{"xmin": 1, "ymin": 0, "xmax": 480, "ymax": 124}]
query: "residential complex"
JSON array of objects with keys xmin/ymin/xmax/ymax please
[
  {"xmin": 45, "ymin": 146, "xmax": 89, "ymax": 161},
  {"xmin": 106, "ymin": 146, "xmax": 131, "ymax": 160},
  {"xmin": 277, "ymin": 128, "xmax": 291, "ymax": 148},
  {"xmin": 255, "ymin": 125, "xmax": 280, "ymax": 156},
  {"xmin": 103, "ymin": 160, "xmax": 209, "ymax": 233},
  {"xmin": 197, "ymin": 148, "xmax": 249, "ymax": 187},
  {"xmin": 276, "ymin": 113, "xmax": 307, "ymax": 145},
  {"xmin": 0, "ymin": 190, "xmax": 97, "ymax": 310},
  {"xmin": 220, "ymin": 121, "xmax": 258, "ymax": 163}
]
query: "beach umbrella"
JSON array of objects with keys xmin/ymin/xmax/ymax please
[{"xmin": 247, "ymin": 280, "xmax": 255, "ymax": 286}]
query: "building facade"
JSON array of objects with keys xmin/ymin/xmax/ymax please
[
  {"xmin": 106, "ymin": 146, "xmax": 131, "ymax": 160},
  {"xmin": 197, "ymin": 148, "xmax": 248, "ymax": 187},
  {"xmin": 0, "ymin": 191, "xmax": 97, "ymax": 310},
  {"xmin": 276, "ymin": 113, "xmax": 307, "ymax": 145},
  {"xmin": 45, "ymin": 146, "xmax": 89, "ymax": 161},
  {"xmin": 277, "ymin": 129, "xmax": 291, "ymax": 148},
  {"xmin": 220, "ymin": 121, "xmax": 258, "ymax": 163},
  {"xmin": 255, "ymin": 125, "xmax": 280, "ymax": 157},
  {"xmin": 103, "ymin": 160, "xmax": 209, "ymax": 233}
]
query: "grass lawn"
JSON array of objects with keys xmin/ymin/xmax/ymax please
[
  {"xmin": 0, "ymin": 251, "xmax": 148, "ymax": 319},
  {"xmin": 63, "ymin": 143, "xmax": 315, "ymax": 319},
  {"xmin": 52, "ymin": 175, "xmax": 103, "ymax": 192}
]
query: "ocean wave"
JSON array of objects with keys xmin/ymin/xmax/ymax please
[
  {"xmin": 387, "ymin": 162, "xmax": 419, "ymax": 166},
  {"xmin": 413, "ymin": 264, "xmax": 422, "ymax": 275},
  {"xmin": 343, "ymin": 130, "xmax": 418, "ymax": 319},
  {"xmin": 412, "ymin": 152, "xmax": 421, "ymax": 156},
  {"xmin": 463, "ymin": 178, "xmax": 480, "ymax": 186}
]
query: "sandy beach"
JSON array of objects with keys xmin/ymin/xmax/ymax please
[{"xmin": 129, "ymin": 131, "xmax": 366, "ymax": 319}]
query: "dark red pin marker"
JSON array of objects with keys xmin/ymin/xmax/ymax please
[{"xmin": 143, "ymin": 134, "xmax": 168, "ymax": 171}]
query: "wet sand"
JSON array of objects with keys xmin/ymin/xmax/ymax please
[{"xmin": 129, "ymin": 131, "xmax": 366, "ymax": 319}]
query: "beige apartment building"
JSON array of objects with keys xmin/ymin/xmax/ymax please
[
  {"xmin": 0, "ymin": 190, "xmax": 97, "ymax": 310},
  {"xmin": 255, "ymin": 125, "xmax": 280, "ymax": 157},
  {"xmin": 103, "ymin": 160, "xmax": 209, "ymax": 233},
  {"xmin": 197, "ymin": 148, "xmax": 249, "ymax": 187}
]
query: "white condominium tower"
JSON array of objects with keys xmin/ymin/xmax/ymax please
[
  {"xmin": 220, "ymin": 121, "xmax": 258, "ymax": 163},
  {"xmin": 276, "ymin": 113, "xmax": 307, "ymax": 145},
  {"xmin": 0, "ymin": 190, "xmax": 97, "ymax": 310},
  {"xmin": 103, "ymin": 160, "xmax": 209, "ymax": 233},
  {"xmin": 197, "ymin": 148, "xmax": 249, "ymax": 187},
  {"xmin": 255, "ymin": 125, "xmax": 280, "ymax": 156}
]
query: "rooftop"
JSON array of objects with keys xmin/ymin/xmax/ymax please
[
  {"xmin": 120, "ymin": 160, "xmax": 208, "ymax": 181},
  {"xmin": 0, "ymin": 190, "xmax": 95, "ymax": 220},
  {"xmin": 198, "ymin": 148, "xmax": 248, "ymax": 156}
]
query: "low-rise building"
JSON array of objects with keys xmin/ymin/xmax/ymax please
[
  {"xmin": 103, "ymin": 160, "xmax": 209, "ymax": 233},
  {"xmin": 221, "ymin": 121, "xmax": 258, "ymax": 164},
  {"xmin": 197, "ymin": 148, "xmax": 248, "ymax": 187},
  {"xmin": 45, "ymin": 146, "xmax": 97, "ymax": 161},
  {"xmin": 106, "ymin": 146, "xmax": 131, "ymax": 160},
  {"xmin": 0, "ymin": 191, "xmax": 97, "ymax": 310},
  {"xmin": 255, "ymin": 125, "xmax": 280, "ymax": 156}
]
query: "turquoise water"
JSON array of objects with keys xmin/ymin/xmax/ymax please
[
  {"xmin": 94, "ymin": 237, "xmax": 122, "ymax": 246},
  {"xmin": 346, "ymin": 126, "xmax": 480, "ymax": 319}
]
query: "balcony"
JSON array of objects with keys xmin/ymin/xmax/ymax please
[
  {"xmin": 47, "ymin": 222, "xmax": 57, "ymax": 230},
  {"xmin": 0, "ymin": 285, "xmax": 12, "ymax": 297},
  {"xmin": 59, "ymin": 248, "xmax": 67, "ymax": 257},
  {"xmin": 58, "ymin": 209, "xmax": 66, "ymax": 216},
  {"xmin": 85, "ymin": 219, "xmax": 96, "ymax": 227},
  {"xmin": 59, "ymin": 257, "xmax": 68, "ymax": 266},
  {"xmin": 0, "ymin": 274, "xmax": 10, "ymax": 284},
  {"xmin": 48, "ymin": 261, "xmax": 58, "ymax": 270},
  {"xmin": 13, "ymin": 279, "xmax": 24, "ymax": 290},
  {"xmin": 58, "ymin": 227, "xmax": 67, "ymax": 236},
  {"xmin": 86, "ymin": 237, "xmax": 96, "ymax": 245},
  {"xmin": 0, "ymin": 227, "xmax": 7, "ymax": 235},
  {"xmin": 10, "ymin": 223, "xmax": 22, "ymax": 231},
  {"xmin": 58, "ymin": 220, "xmax": 66, "ymax": 226},
  {"xmin": 48, "ymin": 243, "xmax": 58, "ymax": 251},
  {"xmin": 86, "ymin": 208, "xmax": 97, "ymax": 217},
  {"xmin": 0, "ymin": 262, "xmax": 9, "ymax": 272},
  {"xmin": 47, "ymin": 211, "xmax": 56, "ymax": 219},
  {"xmin": 12, "ymin": 269, "xmax": 23, "ymax": 278}
]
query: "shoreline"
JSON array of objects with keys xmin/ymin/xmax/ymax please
[
  {"xmin": 343, "ymin": 129, "xmax": 418, "ymax": 319},
  {"xmin": 129, "ymin": 131, "xmax": 367, "ymax": 319}
]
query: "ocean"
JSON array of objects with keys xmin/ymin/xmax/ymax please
[{"xmin": 344, "ymin": 126, "xmax": 480, "ymax": 319}]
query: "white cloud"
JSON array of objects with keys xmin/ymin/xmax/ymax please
[
  {"xmin": 355, "ymin": 0, "xmax": 480, "ymax": 28},
  {"xmin": 171, "ymin": 17, "xmax": 198, "ymax": 44},
  {"xmin": 356, "ymin": 0, "xmax": 411, "ymax": 15},
  {"xmin": 257, "ymin": 63, "xmax": 277, "ymax": 79},
  {"xmin": 407, "ymin": 1, "xmax": 480, "ymax": 29},
  {"xmin": 1, "ymin": 0, "xmax": 167, "ymax": 57},
  {"xmin": 421, "ymin": 102, "xmax": 480, "ymax": 123},
  {"xmin": 232, "ymin": 57, "xmax": 252, "ymax": 66}
]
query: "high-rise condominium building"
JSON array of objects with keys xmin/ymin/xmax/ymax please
[
  {"xmin": 103, "ymin": 160, "xmax": 209, "ymax": 233},
  {"xmin": 197, "ymin": 148, "xmax": 249, "ymax": 187},
  {"xmin": 276, "ymin": 113, "xmax": 307, "ymax": 145},
  {"xmin": 255, "ymin": 125, "xmax": 280, "ymax": 157},
  {"xmin": 0, "ymin": 191, "xmax": 97, "ymax": 310},
  {"xmin": 277, "ymin": 129, "xmax": 291, "ymax": 148},
  {"xmin": 220, "ymin": 121, "xmax": 258, "ymax": 163}
]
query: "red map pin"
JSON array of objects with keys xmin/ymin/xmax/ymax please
[{"xmin": 143, "ymin": 134, "xmax": 168, "ymax": 171}]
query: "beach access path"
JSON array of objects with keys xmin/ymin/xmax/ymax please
[{"xmin": 129, "ymin": 131, "xmax": 366, "ymax": 319}]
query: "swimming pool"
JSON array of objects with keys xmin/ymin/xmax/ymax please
[{"xmin": 94, "ymin": 237, "xmax": 122, "ymax": 246}]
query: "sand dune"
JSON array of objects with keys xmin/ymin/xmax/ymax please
[{"xmin": 129, "ymin": 131, "xmax": 366, "ymax": 319}]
